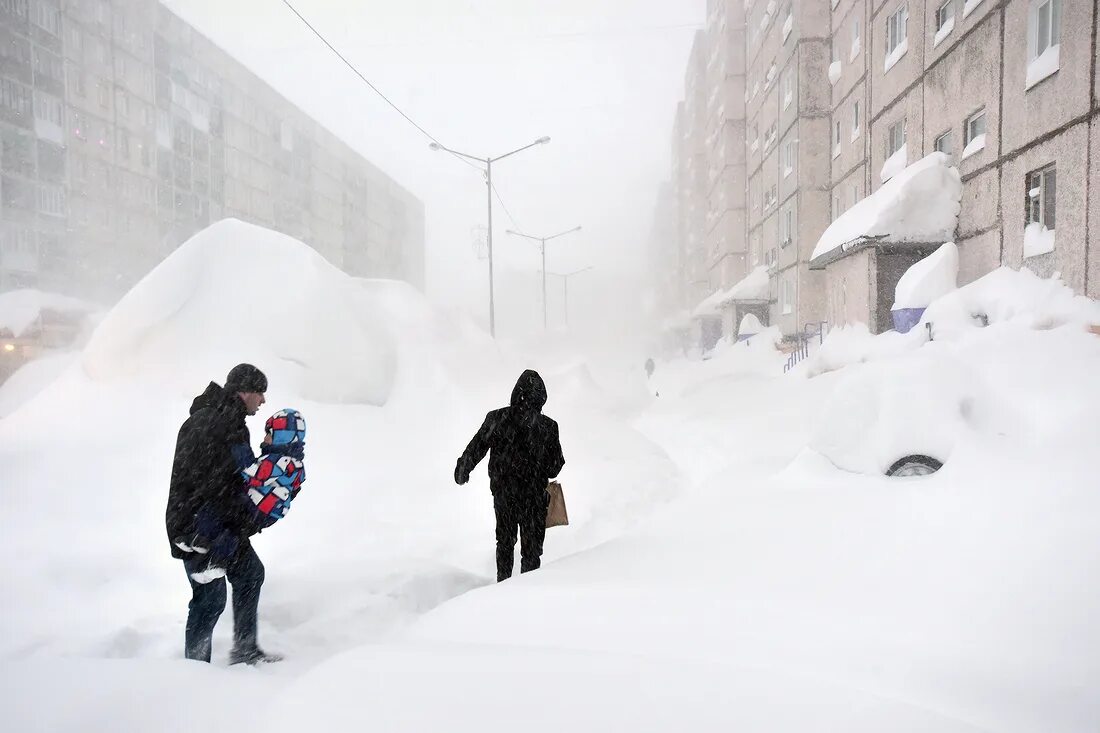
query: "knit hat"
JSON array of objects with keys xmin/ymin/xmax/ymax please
[
  {"xmin": 225, "ymin": 363, "xmax": 268, "ymax": 394},
  {"xmin": 265, "ymin": 408, "xmax": 306, "ymax": 446}
]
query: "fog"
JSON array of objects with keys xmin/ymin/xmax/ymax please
[{"xmin": 158, "ymin": 0, "xmax": 704, "ymax": 345}]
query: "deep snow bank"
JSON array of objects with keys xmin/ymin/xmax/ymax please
[{"xmin": 82, "ymin": 219, "xmax": 397, "ymax": 405}]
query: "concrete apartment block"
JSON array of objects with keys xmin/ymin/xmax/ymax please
[{"xmin": 0, "ymin": 0, "xmax": 425, "ymax": 300}]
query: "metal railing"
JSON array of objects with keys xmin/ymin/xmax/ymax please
[{"xmin": 784, "ymin": 321, "xmax": 829, "ymax": 373}]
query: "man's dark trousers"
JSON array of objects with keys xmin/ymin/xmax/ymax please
[
  {"xmin": 182, "ymin": 544, "xmax": 264, "ymax": 662},
  {"xmin": 493, "ymin": 491, "xmax": 547, "ymax": 582}
]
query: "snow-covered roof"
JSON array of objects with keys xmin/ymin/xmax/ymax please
[
  {"xmin": 0, "ymin": 289, "xmax": 95, "ymax": 338},
  {"xmin": 721, "ymin": 266, "xmax": 770, "ymax": 304},
  {"xmin": 811, "ymin": 153, "xmax": 961, "ymax": 265}
]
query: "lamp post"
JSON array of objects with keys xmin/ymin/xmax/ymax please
[
  {"xmin": 506, "ymin": 226, "xmax": 582, "ymax": 329},
  {"xmin": 429, "ymin": 136, "xmax": 551, "ymax": 338},
  {"xmin": 548, "ymin": 266, "xmax": 594, "ymax": 328}
]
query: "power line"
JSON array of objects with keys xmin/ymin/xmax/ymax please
[
  {"xmin": 281, "ymin": 1, "xmax": 534, "ymax": 235},
  {"xmin": 490, "ymin": 182, "xmax": 520, "ymax": 230},
  {"xmin": 279, "ymin": 0, "xmax": 481, "ymax": 173}
]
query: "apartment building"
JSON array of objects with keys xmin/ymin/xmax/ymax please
[
  {"xmin": 673, "ymin": 31, "xmax": 712, "ymax": 311},
  {"xmin": 818, "ymin": 0, "xmax": 1098, "ymax": 329},
  {"xmin": 661, "ymin": 0, "xmax": 1096, "ymax": 345},
  {"xmin": 703, "ymin": 0, "xmax": 749, "ymax": 293},
  {"xmin": 0, "ymin": 0, "xmax": 425, "ymax": 301}
]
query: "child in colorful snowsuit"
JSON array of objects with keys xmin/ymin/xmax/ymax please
[{"xmin": 187, "ymin": 409, "xmax": 307, "ymax": 584}]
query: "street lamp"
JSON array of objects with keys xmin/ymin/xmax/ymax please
[
  {"xmin": 547, "ymin": 266, "xmax": 594, "ymax": 328},
  {"xmin": 429, "ymin": 136, "xmax": 551, "ymax": 338},
  {"xmin": 506, "ymin": 226, "xmax": 582, "ymax": 329}
]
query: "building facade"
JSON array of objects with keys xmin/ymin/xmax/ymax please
[
  {"xmin": 662, "ymin": 0, "xmax": 1097, "ymax": 342},
  {"xmin": 0, "ymin": 0, "xmax": 425, "ymax": 301}
]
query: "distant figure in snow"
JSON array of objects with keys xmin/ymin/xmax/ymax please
[
  {"xmin": 645, "ymin": 357, "xmax": 656, "ymax": 379},
  {"xmin": 166, "ymin": 363, "xmax": 281, "ymax": 665},
  {"xmin": 455, "ymin": 370, "xmax": 566, "ymax": 582}
]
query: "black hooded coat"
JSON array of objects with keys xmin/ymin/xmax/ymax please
[
  {"xmin": 455, "ymin": 370, "xmax": 565, "ymax": 500},
  {"xmin": 165, "ymin": 382, "xmax": 255, "ymax": 559}
]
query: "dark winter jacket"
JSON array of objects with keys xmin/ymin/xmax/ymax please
[
  {"xmin": 455, "ymin": 370, "xmax": 565, "ymax": 500},
  {"xmin": 166, "ymin": 382, "xmax": 256, "ymax": 559}
]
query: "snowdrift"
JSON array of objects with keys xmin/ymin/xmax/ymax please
[{"xmin": 82, "ymin": 219, "xmax": 397, "ymax": 405}]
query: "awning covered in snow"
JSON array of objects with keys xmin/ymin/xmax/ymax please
[
  {"xmin": 810, "ymin": 153, "xmax": 961, "ymax": 269},
  {"xmin": 720, "ymin": 266, "xmax": 770, "ymax": 305}
]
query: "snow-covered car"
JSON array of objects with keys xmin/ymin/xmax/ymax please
[{"xmin": 807, "ymin": 349, "xmax": 987, "ymax": 477}]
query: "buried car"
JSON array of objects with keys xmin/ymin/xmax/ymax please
[{"xmin": 805, "ymin": 349, "xmax": 993, "ymax": 477}]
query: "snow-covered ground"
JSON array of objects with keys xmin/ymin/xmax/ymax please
[{"xmin": 2, "ymin": 222, "xmax": 1099, "ymax": 732}]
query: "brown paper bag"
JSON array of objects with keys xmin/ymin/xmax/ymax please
[{"xmin": 546, "ymin": 481, "xmax": 569, "ymax": 528}]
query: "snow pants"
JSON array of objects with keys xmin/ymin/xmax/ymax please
[
  {"xmin": 493, "ymin": 490, "xmax": 548, "ymax": 582},
  {"xmin": 182, "ymin": 542, "xmax": 264, "ymax": 662}
]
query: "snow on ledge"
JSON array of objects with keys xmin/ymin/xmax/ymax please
[
  {"xmin": 960, "ymin": 133, "xmax": 986, "ymax": 161},
  {"xmin": 1023, "ymin": 222, "xmax": 1056, "ymax": 259},
  {"xmin": 893, "ymin": 242, "xmax": 959, "ymax": 310},
  {"xmin": 829, "ymin": 60, "xmax": 842, "ymax": 85},
  {"xmin": 723, "ymin": 266, "xmax": 772, "ymax": 304},
  {"xmin": 812, "ymin": 152, "xmax": 961, "ymax": 262},
  {"xmin": 884, "ymin": 38, "xmax": 908, "ymax": 73},
  {"xmin": 880, "ymin": 144, "xmax": 908, "ymax": 183},
  {"xmin": 1026, "ymin": 45, "xmax": 1060, "ymax": 90},
  {"xmin": 933, "ymin": 16, "xmax": 955, "ymax": 48},
  {"xmin": 962, "ymin": 0, "xmax": 983, "ymax": 19}
]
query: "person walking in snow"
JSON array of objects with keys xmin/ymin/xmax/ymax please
[
  {"xmin": 187, "ymin": 409, "xmax": 307, "ymax": 584},
  {"xmin": 166, "ymin": 363, "xmax": 279, "ymax": 665},
  {"xmin": 455, "ymin": 370, "xmax": 565, "ymax": 582}
]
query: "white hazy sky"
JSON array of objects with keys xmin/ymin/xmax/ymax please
[{"xmin": 161, "ymin": 0, "xmax": 704, "ymax": 340}]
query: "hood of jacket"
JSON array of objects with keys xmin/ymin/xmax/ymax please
[{"xmin": 509, "ymin": 370, "xmax": 548, "ymax": 414}]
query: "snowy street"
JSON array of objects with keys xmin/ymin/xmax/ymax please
[{"xmin": 2, "ymin": 222, "xmax": 1099, "ymax": 732}]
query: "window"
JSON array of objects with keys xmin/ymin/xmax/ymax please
[
  {"xmin": 783, "ymin": 140, "xmax": 795, "ymax": 176},
  {"xmin": 35, "ymin": 183, "xmax": 65, "ymax": 216},
  {"xmin": 1030, "ymin": 0, "xmax": 1061, "ymax": 59},
  {"xmin": 851, "ymin": 16, "xmax": 861, "ymax": 59},
  {"xmin": 1026, "ymin": 165, "xmax": 1056, "ymax": 229},
  {"xmin": 782, "ymin": 72, "xmax": 793, "ymax": 109},
  {"xmin": 884, "ymin": 4, "xmax": 910, "ymax": 55},
  {"xmin": 934, "ymin": 130, "xmax": 953, "ymax": 156},
  {"xmin": 782, "ymin": 208, "xmax": 793, "ymax": 245},
  {"xmin": 833, "ymin": 120, "xmax": 841, "ymax": 158},
  {"xmin": 0, "ymin": 77, "xmax": 30, "ymax": 119},
  {"xmin": 833, "ymin": 194, "xmax": 842, "ymax": 220},
  {"xmin": 32, "ymin": 91, "xmax": 62, "ymax": 126},
  {"xmin": 851, "ymin": 184, "xmax": 859, "ymax": 207},
  {"xmin": 96, "ymin": 81, "xmax": 108, "ymax": 109},
  {"xmin": 965, "ymin": 109, "xmax": 986, "ymax": 146},
  {"xmin": 935, "ymin": 0, "xmax": 953, "ymax": 32},
  {"xmin": 781, "ymin": 278, "xmax": 793, "ymax": 315},
  {"xmin": 1, "ymin": 0, "xmax": 30, "ymax": 21},
  {"xmin": 887, "ymin": 119, "xmax": 906, "ymax": 156},
  {"xmin": 852, "ymin": 100, "xmax": 861, "ymax": 138},
  {"xmin": 31, "ymin": 0, "xmax": 60, "ymax": 36}
]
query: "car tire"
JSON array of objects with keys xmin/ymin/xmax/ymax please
[{"xmin": 886, "ymin": 455, "xmax": 944, "ymax": 478}]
